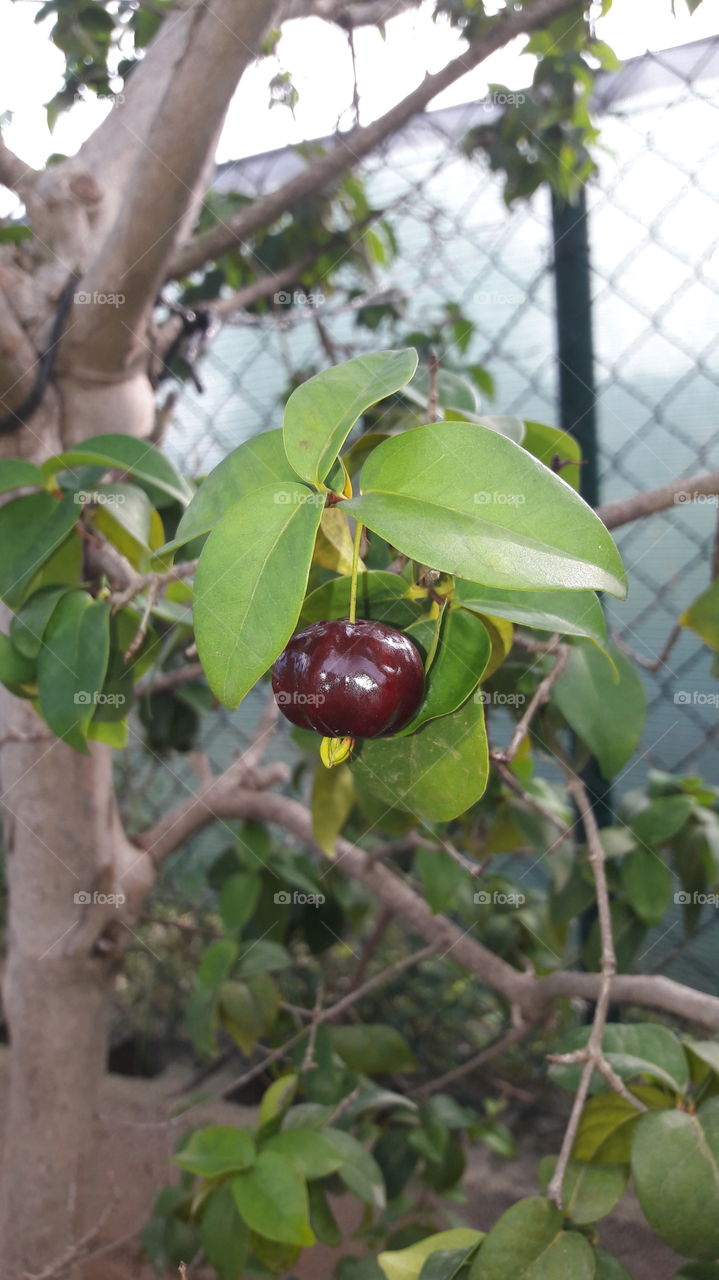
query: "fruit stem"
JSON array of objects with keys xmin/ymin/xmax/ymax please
[{"xmin": 348, "ymin": 521, "xmax": 364, "ymax": 624}]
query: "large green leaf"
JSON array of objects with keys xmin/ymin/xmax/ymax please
[
  {"xmin": 551, "ymin": 1024, "xmax": 690, "ymax": 1096},
  {"xmin": 397, "ymin": 609, "xmax": 491, "ymax": 735},
  {"xmin": 354, "ymin": 694, "xmax": 489, "ymax": 822},
  {"xmin": 0, "ymin": 458, "xmax": 43, "ymax": 492},
  {"xmin": 522, "ymin": 421, "xmax": 582, "ymax": 491},
  {"xmin": 311, "ymin": 761, "xmax": 354, "ymax": 855},
  {"xmin": 232, "ymin": 1151, "xmax": 314, "ymax": 1246},
  {"xmin": 330, "ymin": 1025, "xmax": 416, "ymax": 1074},
  {"xmin": 193, "ymin": 482, "xmax": 325, "ymax": 707},
  {"xmin": 594, "ymin": 1250, "xmax": 633, "ymax": 1280},
  {"xmin": 200, "ymin": 1183, "xmax": 250, "ymax": 1280},
  {"xmin": 0, "ymin": 634, "xmax": 36, "ymax": 689},
  {"xmin": 379, "ymin": 1230, "xmax": 484, "ymax": 1280},
  {"xmin": 41, "ymin": 433, "xmax": 192, "ymax": 505},
  {"xmin": 300, "ymin": 570, "xmax": 421, "ymax": 629},
  {"xmin": 621, "ymin": 849, "xmax": 673, "ymax": 925},
  {"xmin": 261, "ymin": 1130, "xmax": 345, "ymax": 1180},
  {"xmin": 551, "ymin": 642, "xmax": 646, "ymax": 778},
  {"xmin": 631, "ymin": 1099, "xmax": 719, "ymax": 1259},
  {"xmin": 89, "ymin": 482, "xmax": 163, "ymax": 569},
  {"xmin": 37, "ymin": 592, "xmax": 111, "ymax": 752},
  {"xmin": 11, "ymin": 585, "xmax": 69, "ymax": 659},
  {"xmin": 631, "ymin": 795, "xmax": 694, "ymax": 847},
  {"xmin": 164, "ymin": 429, "xmax": 297, "ymax": 555},
  {"xmin": 283, "ymin": 349, "xmax": 418, "ymax": 486},
  {"xmin": 175, "ymin": 1125, "xmax": 255, "ymax": 1178},
  {"xmin": 680, "ymin": 580, "xmax": 719, "ymax": 651},
  {"xmin": 403, "ymin": 365, "xmax": 480, "ymax": 415},
  {"xmin": 572, "ymin": 1086, "xmax": 672, "ymax": 1163},
  {"xmin": 468, "ymin": 1197, "xmax": 595, "ymax": 1279},
  {"xmin": 323, "ymin": 1129, "xmax": 386, "ymax": 1209},
  {"xmin": 538, "ymin": 1156, "xmax": 628, "ymax": 1224},
  {"xmin": 0, "ymin": 492, "xmax": 80, "ymax": 608},
  {"xmin": 343, "ymin": 423, "xmax": 625, "ymax": 595},
  {"xmin": 455, "ymin": 580, "xmax": 607, "ymax": 648}
]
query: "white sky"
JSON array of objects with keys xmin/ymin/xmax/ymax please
[{"xmin": 0, "ymin": 0, "xmax": 716, "ymax": 177}]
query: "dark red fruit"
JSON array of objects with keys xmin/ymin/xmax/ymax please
[{"xmin": 272, "ymin": 619, "xmax": 425, "ymax": 739}]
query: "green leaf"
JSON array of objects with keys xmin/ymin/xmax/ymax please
[
  {"xmin": 200, "ymin": 1183, "xmax": 250, "ymax": 1280},
  {"xmin": 379, "ymin": 1230, "xmax": 485, "ymax": 1280},
  {"xmin": 631, "ymin": 795, "xmax": 694, "ymax": 847},
  {"xmin": 237, "ymin": 940, "xmax": 291, "ymax": 976},
  {"xmin": 198, "ymin": 939, "xmax": 238, "ymax": 989},
  {"xmin": 41, "ymin": 433, "xmax": 192, "ymax": 506},
  {"xmin": 89, "ymin": 482, "xmax": 163, "ymax": 569},
  {"xmin": 37, "ymin": 592, "xmax": 111, "ymax": 752},
  {"xmin": 680, "ymin": 580, "xmax": 719, "ymax": 651},
  {"xmin": 164, "ymin": 429, "xmax": 298, "ymax": 555},
  {"xmin": 219, "ymin": 872, "xmax": 261, "ymax": 935},
  {"xmin": 551, "ymin": 1024, "xmax": 690, "ymax": 1096},
  {"xmin": 0, "ymin": 459, "xmax": 43, "ymax": 492},
  {"xmin": 232, "ymin": 1151, "xmax": 314, "ymax": 1246},
  {"xmin": 193, "ymin": 482, "xmax": 325, "ymax": 708},
  {"xmin": 0, "ymin": 492, "xmax": 80, "ymax": 608},
  {"xmin": 684, "ymin": 1040, "xmax": 719, "ymax": 1085},
  {"xmin": 262, "ymin": 1130, "xmax": 345, "ymax": 1179},
  {"xmin": 468, "ymin": 1197, "xmax": 595, "ymax": 1279},
  {"xmin": 551, "ymin": 642, "xmax": 646, "ymax": 778},
  {"xmin": 283, "ymin": 349, "xmax": 418, "ymax": 486},
  {"xmin": 593, "ymin": 1249, "xmax": 633, "ymax": 1280},
  {"xmin": 454, "ymin": 580, "xmax": 607, "ymax": 649},
  {"xmin": 218, "ymin": 974, "xmax": 279, "ymax": 1054},
  {"xmin": 0, "ymin": 634, "xmax": 36, "ymax": 689},
  {"xmin": 522, "ymin": 421, "xmax": 582, "ymax": 491},
  {"xmin": 175, "ymin": 1126, "xmax": 256, "ymax": 1177},
  {"xmin": 300, "ymin": 569, "xmax": 421, "ymax": 629},
  {"xmin": 11, "ymin": 585, "xmax": 68, "ymax": 659},
  {"xmin": 403, "ymin": 365, "xmax": 480, "ymax": 416},
  {"xmin": 397, "ymin": 609, "xmax": 491, "ymax": 734},
  {"xmin": 621, "ymin": 849, "xmax": 673, "ymax": 925},
  {"xmin": 353, "ymin": 694, "xmax": 488, "ymax": 822},
  {"xmin": 417, "ymin": 845, "xmax": 469, "ymax": 915},
  {"xmin": 344, "ymin": 423, "xmax": 625, "ymax": 596},
  {"xmin": 538, "ymin": 1156, "xmax": 628, "ymax": 1224},
  {"xmin": 323, "ymin": 1128, "xmax": 386, "ymax": 1209},
  {"xmin": 259, "ymin": 1074, "xmax": 298, "ymax": 1128},
  {"xmin": 311, "ymin": 761, "xmax": 354, "ymax": 856},
  {"xmin": 308, "ymin": 1181, "xmax": 342, "ymax": 1247},
  {"xmin": 572, "ymin": 1087, "xmax": 672, "ymax": 1163},
  {"xmin": 631, "ymin": 1099, "xmax": 719, "ymax": 1259},
  {"xmin": 419, "ymin": 1248, "xmax": 482, "ymax": 1280},
  {"xmin": 329, "ymin": 1025, "xmax": 417, "ymax": 1074}
]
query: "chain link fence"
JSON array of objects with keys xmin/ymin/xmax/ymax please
[{"xmin": 118, "ymin": 35, "xmax": 719, "ymax": 1049}]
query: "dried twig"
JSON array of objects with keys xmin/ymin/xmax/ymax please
[{"xmin": 492, "ymin": 639, "xmax": 569, "ymax": 764}]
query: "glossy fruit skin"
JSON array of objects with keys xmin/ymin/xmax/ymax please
[{"xmin": 272, "ymin": 619, "xmax": 425, "ymax": 739}]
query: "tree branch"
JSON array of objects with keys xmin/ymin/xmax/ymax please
[
  {"xmin": 597, "ymin": 471, "xmax": 719, "ymax": 530},
  {"xmin": 0, "ymin": 139, "xmax": 37, "ymax": 193},
  {"xmin": 136, "ymin": 771, "xmax": 719, "ymax": 1030},
  {"xmin": 491, "ymin": 639, "xmax": 569, "ymax": 764},
  {"xmin": 170, "ymin": 0, "xmax": 585, "ymax": 278}
]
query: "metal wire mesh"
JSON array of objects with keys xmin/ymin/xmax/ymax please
[{"xmin": 121, "ymin": 36, "xmax": 719, "ymax": 1026}]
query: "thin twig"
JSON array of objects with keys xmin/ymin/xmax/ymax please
[
  {"xmin": 492, "ymin": 759, "xmax": 572, "ymax": 838},
  {"xmin": 492, "ymin": 640, "xmax": 569, "ymax": 764},
  {"xmin": 134, "ymin": 661, "xmax": 204, "ymax": 698},
  {"xmin": 411, "ymin": 1021, "xmax": 530, "ymax": 1101},
  {"xmin": 611, "ymin": 622, "xmax": 681, "ymax": 674},
  {"xmin": 301, "ymin": 982, "xmax": 325, "ymax": 1072},
  {"xmin": 547, "ymin": 774, "xmax": 646, "ymax": 1210},
  {"xmin": 123, "ymin": 579, "xmax": 159, "ymax": 661}
]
